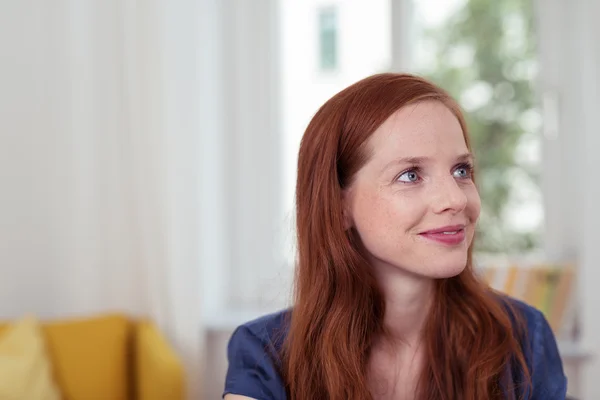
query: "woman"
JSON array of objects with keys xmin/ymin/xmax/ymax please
[{"xmin": 223, "ymin": 73, "xmax": 566, "ymax": 399}]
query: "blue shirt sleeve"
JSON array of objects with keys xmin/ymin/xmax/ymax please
[
  {"xmin": 530, "ymin": 309, "xmax": 568, "ymax": 400},
  {"xmin": 223, "ymin": 325, "xmax": 287, "ymax": 400}
]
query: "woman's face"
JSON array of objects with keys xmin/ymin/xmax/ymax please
[{"xmin": 343, "ymin": 100, "xmax": 480, "ymax": 279}]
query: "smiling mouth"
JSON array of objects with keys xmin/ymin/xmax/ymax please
[{"xmin": 419, "ymin": 226, "xmax": 467, "ymax": 246}]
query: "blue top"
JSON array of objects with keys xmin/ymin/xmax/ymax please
[{"xmin": 223, "ymin": 298, "xmax": 567, "ymax": 399}]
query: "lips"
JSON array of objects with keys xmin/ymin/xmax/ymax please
[
  {"xmin": 419, "ymin": 225, "xmax": 466, "ymax": 246},
  {"xmin": 420, "ymin": 225, "xmax": 466, "ymax": 235}
]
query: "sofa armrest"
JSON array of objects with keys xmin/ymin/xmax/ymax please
[{"xmin": 135, "ymin": 321, "xmax": 184, "ymax": 400}]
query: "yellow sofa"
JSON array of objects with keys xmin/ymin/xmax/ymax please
[{"xmin": 0, "ymin": 314, "xmax": 184, "ymax": 400}]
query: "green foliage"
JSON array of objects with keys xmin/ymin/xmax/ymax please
[{"xmin": 421, "ymin": 0, "xmax": 541, "ymax": 253}]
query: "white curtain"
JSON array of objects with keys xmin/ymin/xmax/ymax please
[{"xmin": 0, "ymin": 0, "xmax": 203, "ymax": 398}]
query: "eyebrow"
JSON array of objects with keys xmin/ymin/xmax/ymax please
[{"xmin": 381, "ymin": 152, "xmax": 474, "ymax": 173}]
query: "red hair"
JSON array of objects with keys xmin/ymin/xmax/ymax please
[{"xmin": 282, "ymin": 73, "xmax": 530, "ymax": 399}]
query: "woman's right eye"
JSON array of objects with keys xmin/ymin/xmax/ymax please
[{"xmin": 397, "ymin": 169, "xmax": 420, "ymax": 183}]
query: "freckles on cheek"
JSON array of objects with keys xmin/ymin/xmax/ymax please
[
  {"xmin": 353, "ymin": 190, "xmax": 386, "ymax": 232},
  {"xmin": 357, "ymin": 195, "xmax": 400, "ymax": 238}
]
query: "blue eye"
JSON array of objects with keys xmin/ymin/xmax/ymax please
[
  {"xmin": 453, "ymin": 163, "xmax": 473, "ymax": 179},
  {"xmin": 398, "ymin": 169, "xmax": 420, "ymax": 183}
]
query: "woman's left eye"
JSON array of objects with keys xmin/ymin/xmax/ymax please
[
  {"xmin": 453, "ymin": 164, "xmax": 473, "ymax": 179},
  {"xmin": 397, "ymin": 169, "xmax": 420, "ymax": 183}
]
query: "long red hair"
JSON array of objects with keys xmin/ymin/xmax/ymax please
[{"xmin": 282, "ymin": 73, "xmax": 530, "ymax": 399}]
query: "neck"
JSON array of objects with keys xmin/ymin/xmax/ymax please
[{"xmin": 372, "ymin": 262, "xmax": 435, "ymax": 346}]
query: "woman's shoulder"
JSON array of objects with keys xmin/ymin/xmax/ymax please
[
  {"xmin": 235, "ymin": 309, "xmax": 292, "ymax": 345},
  {"xmin": 230, "ymin": 308, "xmax": 292, "ymax": 360},
  {"xmin": 499, "ymin": 295, "xmax": 564, "ymax": 351},
  {"xmin": 499, "ymin": 295, "xmax": 546, "ymax": 330},
  {"xmin": 224, "ymin": 309, "xmax": 291, "ymax": 399},
  {"xmin": 498, "ymin": 294, "xmax": 568, "ymax": 399}
]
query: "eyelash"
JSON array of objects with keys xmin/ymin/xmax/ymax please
[
  {"xmin": 456, "ymin": 162, "xmax": 475, "ymax": 177},
  {"xmin": 396, "ymin": 162, "xmax": 474, "ymax": 183}
]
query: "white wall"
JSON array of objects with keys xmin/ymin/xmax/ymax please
[
  {"xmin": 535, "ymin": 0, "xmax": 600, "ymax": 397},
  {"xmin": 0, "ymin": 1, "xmax": 117, "ymax": 318},
  {"xmin": 0, "ymin": 1, "xmax": 169, "ymax": 320},
  {"xmin": 0, "ymin": 0, "xmax": 203, "ymax": 324}
]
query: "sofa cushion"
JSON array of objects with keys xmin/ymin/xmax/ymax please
[
  {"xmin": 0, "ymin": 315, "xmax": 62, "ymax": 400},
  {"xmin": 43, "ymin": 314, "xmax": 132, "ymax": 400}
]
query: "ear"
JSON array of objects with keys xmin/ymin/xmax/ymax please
[{"xmin": 341, "ymin": 188, "xmax": 353, "ymax": 230}]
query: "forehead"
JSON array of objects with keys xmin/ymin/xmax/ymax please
[{"xmin": 366, "ymin": 100, "xmax": 467, "ymax": 160}]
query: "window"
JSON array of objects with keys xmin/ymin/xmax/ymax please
[
  {"xmin": 281, "ymin": 1, "xmax": 391, "ymax": 268},
  {"xmin": 413, "ymin": 0, "xmax": 542, "ymax": 255},
  {"xmin": 318, "ymin": 7, "xmax": 338, "ymax": 71}
]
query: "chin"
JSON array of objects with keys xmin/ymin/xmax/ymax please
[
  {"xmin": 426, "ymin": 254, "xmax": 468, "ymax": 278},
  {"xmin": 429, "ymin": 265, "xmax": 466, "ymax": 279}
]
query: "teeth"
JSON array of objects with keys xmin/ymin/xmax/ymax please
[{"xmin": 442, "ymin": 231, "xmax": 458, "ymax": 234}]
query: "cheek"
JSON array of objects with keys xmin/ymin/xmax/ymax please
[
  {"xmin": 351, "ymin": 191, "xmax": 389, "ymax": 235},
  {"xmin": 351, "ymin": 188, "xmax": 423, "ymax": 243},
  {"xmin": 466, "ymin": 185, "xmax": 481, "ymax": 220}
]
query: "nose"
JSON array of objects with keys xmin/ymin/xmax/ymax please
[{"xmin": 429, "ymin": 176, "xmax": 468, "ymax": 214}]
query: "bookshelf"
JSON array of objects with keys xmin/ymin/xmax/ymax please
[{"xmin": 477, "ymin": 262, "xmax": 577, "ymax": 340}]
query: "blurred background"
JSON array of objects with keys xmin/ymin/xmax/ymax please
[{"xmin": 0, "ymin": 0, "xmax": 598, "ymax": 399}]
